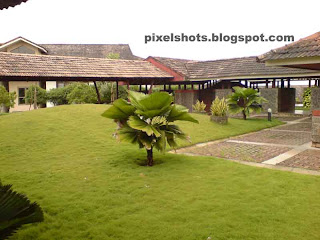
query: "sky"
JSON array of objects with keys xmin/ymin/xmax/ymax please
[{"xmin": 0, "ymin": 0, "xmax": 319, "ymax": 61}]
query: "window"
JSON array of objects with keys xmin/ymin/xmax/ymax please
[
  {"xmin": 18, "ymin": 88, "xmax": 28, "ymax": 104},
  {"xmin": 57, "ymin": 81, "xmax": 65, "ymax": 88}
]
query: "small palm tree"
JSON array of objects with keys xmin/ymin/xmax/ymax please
[
  {"xmin": 102, "ymin": 91, "xmax": 198, "ymax": 166},
  {"xmin": 228, "ymin": 87, "xmax": 267, "ymax": 120},
  {"xmin": 0, "ymin": 181, "xmax": 44, "ymax": 239}
]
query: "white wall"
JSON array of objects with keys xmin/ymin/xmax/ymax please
[{"xmin": 46, "ymin": 81, "xmax": 57, "ymax": 108}]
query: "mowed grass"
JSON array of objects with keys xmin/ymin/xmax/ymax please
[{"xmin": 0, "ymin": 105, "xmax": 319, "ymax": 240}]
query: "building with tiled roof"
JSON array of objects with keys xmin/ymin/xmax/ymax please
[
  {"xmin": 147, "ymin": 56, "xmax": 320, "ymax": 81},
  {"xmin": 258, "ymin": 32, "xmax": 320, "ymax": 71},
  {"xmin": 0, "ymin": 37, "xmax": 167, "ymax": 112}
]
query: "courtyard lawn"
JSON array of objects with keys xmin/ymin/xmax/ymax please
[{"xmin": 0, "ymin": 105, "xmax": 319, "ymax": 240}]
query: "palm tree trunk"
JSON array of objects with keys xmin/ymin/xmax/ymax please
[
  {"xmin": 242, "ymin": 110, "xmax": 247, "ymax": 120},
  {"xmin": 147, "ymin": 148, "xmax": 153, "ymax": 166}
]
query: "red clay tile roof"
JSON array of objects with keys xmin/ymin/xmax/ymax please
[
  {"xmin": 258, "ymin": 32, "xmax": 320, "ymax": 61},
  {"xmin": 0, "ymin": 0, "xmax": 28, "ymax": 9},
  {"xmin": 149, "ymin": 56, "xmax": 319, "ymax": 80},
  {"xmin": 40, "ymin": 44, "xmax": 141, "ymax": 60},
  {"xmin": 0, "ymin": 52, "xmax": 173, "ymax": 81}
]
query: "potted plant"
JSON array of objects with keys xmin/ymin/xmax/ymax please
[
  {"xmin": 210, "ymin": 97, "xmax": 228, "ymax": 124},
  {"xmin": 192, "ymin": 100, "xmax": 206, "ymax": 113}
]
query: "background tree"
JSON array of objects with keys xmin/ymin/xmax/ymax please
[
  {"xmin": 25, "ymin": 85, "xmax": 47, "ymax": 110},
  {"xmin": 0, "ymin": 86, "xmax": 16, "ymax": 112},
  {"xmin": 0, "ymin": 181, "xmax": 44, "ymax": 239},
  {"xmin": 66, "ymin": 83, "xmax": 97, "ymax": 104},
  {"xmin": 228, "ymin": 87, "xmax": 267, "ymax": 120},
  {"xmin": 106, "ymin": 53, "xmax": 120, "ymax": 102},
  {"xmin": 102, "ymin": 91, "xmax": 198, "ymax": 166}
]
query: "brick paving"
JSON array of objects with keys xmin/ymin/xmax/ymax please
[
  {"xmin": 234, "ymin": 130, "xmax": 311, "ymax": 146},
  {"xmin": 177, "ymin": 142, "xmax": 291, "ymax": 163},
  {"xmin": 174, "ymin": 115, "xmax": 320, "ymax": 173},
  {"xmin": 275, "ymin": 122, "xmax": 312, "ymax": 132},
  {"xmin": 278, "ymin": 149, "xmax": 320, "ymax": 171}
]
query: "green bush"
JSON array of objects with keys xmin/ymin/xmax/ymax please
[
  {"xmin": 67, "ymin": 83, "xmax": 97, "ymax": 104},
  {"xmin": 211, "ymin": 97, "xmax": 228, "ymax": 116},
  {"xmin": 303, "ymin": 88, "xmax": 311, "ymax": 109},
  {"xmin": 47, "ymin": 87, "xmax": 69, "ymax": 106}
]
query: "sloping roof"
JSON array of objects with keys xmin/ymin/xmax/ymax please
[
  {"xmin": 0, "ymin": 52, "xmax": 173, "ymax": 81},
  {"xmin": 150, "ymin": 57, "xmax": 196, "ymax": 76},
  {"xmin": 258, "ymin": 32, "xmax": 320, "ymax": 61},
  {"xmin": 0, "ymin": 37, "xmax": 48, "ymax": 53},
  {"xmin": 41, "ymin": 44, "xmax": 140, "ymax": 60},
  {"xmin": 0, "ymin": 0, "xmax": 28, "ymax": 10},
  {"xmin": 186, "ymin": 57, "xmax": 318, "ymax": 79},
  {"xmin": 149, "ymin": 56, "xmax": 319, "ymax": 80}
]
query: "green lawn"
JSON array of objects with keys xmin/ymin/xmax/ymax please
[{"xmin": 0, "ymin": 105, "xmax": 319, "ymax": 240}]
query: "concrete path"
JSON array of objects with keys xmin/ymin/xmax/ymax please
[{"xmin": 175, "ymin": 116, "xmax": 320, "ymax": 175}]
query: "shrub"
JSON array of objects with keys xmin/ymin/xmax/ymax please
[
  {"xmin": 192, "ymin": 100, "xmax": 206, "ymax": 113},
  {"xmin": 0, "ymin": 181, "xmax": 44, "ymax": 239},
  {"xmin": 67, "ymin": 83, "xmax": 97, "ymax": 104},
  {"xmin": 102, "ymin": 91, "xmax": 198, "ymax": 166},
  {"xmin": 303, "ymin": 88, "xmax": 311, "ymax": 109},
  {"xmin": 25, "ymin": 85, "xmax": 47, "ymax": 109},
  {"xmin": 211, "ymin": 97, "xmax": 228, "ymax": 116},
  {"xmin": 228, "ymin": 87, "xmax": 267, "ymax": 120},
  {"xmin": 0, "ymin": 86, "xmax": 16, "ymax": 111}
]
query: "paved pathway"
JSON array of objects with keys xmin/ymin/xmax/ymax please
[{"xmin": 175, "ymin": 116, "xmax": 320, "ymax": 175}]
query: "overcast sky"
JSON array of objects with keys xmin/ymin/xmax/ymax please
[{"xmin": 0, "ymin": 0, "xmax": 319, "ymax": 61}]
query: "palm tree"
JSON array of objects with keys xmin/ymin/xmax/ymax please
[
  {"xmin": 102, "ymin": 91, "xmax": 198, "ymax": 166},
  {"xmin": 0, "ymin": 181, "xmax": 44, "ymax": 239},
  {"xmin": 228, "ymin": 87, "xmax": 267, "ymax": 120}
]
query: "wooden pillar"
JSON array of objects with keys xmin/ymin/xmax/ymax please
[
  {"xmin": 227, "ymin": 81, "xmax": 231, "ymax": 89},
  {"xmin": 287, "ymin": 78, "xmax": 291, "ymax": 88},
  {"xmin": 139, "ymin": 85, "xmax": 142, "ymax": 92},
  {"xmin": 145, "ymin": 85, "xmax": 148, "ymax": 93},
  {"xmin": 164, "ymin": 84, "xmax": 166, "ymax": 91},
  {"xmin": 191, "ymin": 84, "xmax": 194, "ymax": 90},
  {"xmin": 309, "ymin": 79, "xmax": 312, "ymax": 88},
  {"xmin": 93, "ymin": 81, "xmax": 101, "ymax": 104},
  {"xmin": 266, "ymin": 80, "xmax": 269, "ymax": 88},
  {"xmin": 281, "ymin": 79, "xmax": 285, "ymax": 88},
  {"xmin": 116, "ymin": 81, "xmax": 119, "ymax": 99},
  {"xmin": 184, "ymin": 84, "xmax": 187, "ymax": 90},
  {"xmin": 178, "ymin": 84, "xmax": 181, "ymax": 90},
  {"xmin": 250, "ymin": 82, "xmax": 252, "ymax": 88},
  {"xmin": 272, "ymin": 79, "xmax": 276, "ymax": 88},
  {"xmin": 245, "ymin": 80, "xmax": 248, "ymax": 88}
]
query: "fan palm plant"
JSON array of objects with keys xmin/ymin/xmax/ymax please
[
  {"xmin": 228, "ymin": 87, "xmax": 267, "ymax": 120},
  {"xmin": 0, "ymin": 181, "xmax": 44, "ymax": 239},
  {"xmin": 102, "ymin": 91, "xmax": 198, "ymax": 166}
]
